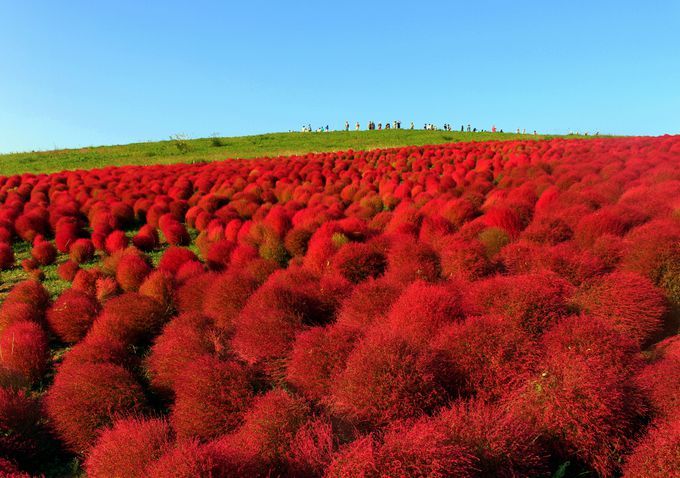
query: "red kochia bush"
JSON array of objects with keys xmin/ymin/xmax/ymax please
[
  {"xmin": 513, "ymin": 315, "xmax": 643, "ymax": 478},
  {"xmin": 84, "ymin": 417, "xmax": 173, "ymax": 478},
  {"xmin": 30, "ymin": 240, "xmax": 56, "ymax": 266},
  {"xmin": 286, "ymin": 324, "xmax": 357, "ymax": 402},
  {"xmin": 146, "ymin": 313, "xmax": 229, "ymax": 397},
  {"xmin": 3, "ymin": 281, "xmax": 49, "ymax": 314},
  {"xmin": 433, "ymin": 314, "xmax": 535, "ymax": 400},
  {"xmin": 0, "ymin": 387, "xmax": 49, "ymax": 469},
  {"xmin": 226, "ymin": 389, "xmax": 309, "ymax": 467},
  {"xmin": 622, "ymin": 415, "xmax": 680, "ymax": 478},
  {"xmin": 46, "ymin": 289, "xmax": 100, "ymax": 343},
  {"xmin": 571, "ymin": 271, "xmax": 666, "ymax": 345},
  {"xmin": 45, "ymin": 362, "xmax": 147, "ymax": 453},
  {"xmin": 138, "ymin": 270, "xmax": 174, "ymax": 311},
  {"xmin": 69, "ymin": 238, "xmax": 95, "ymax": 263},
  {"xmin": 385, "ymin": 280, "xmax": 464, "ymax": 344},
  {"xmin": 329, "ymin": 242, "xmax": 387, "ymax": 283},
  {"xmin": 115, "ymin": 252, "xmax": 152, "ymax": 292},
  {"xmin": 329, "ymin": 329, "xmax": 450, "ymax": 426},
  {"xmin": 0, "ymin": 243, "xmax": 14, "ymax": 270},
  {"xmin": 335, "ymin": 277, "xmax": 403, "ymax": 332},
  {"xmin": 171, "ymin": 355, "xmax": 253, "ymax": 441},
  {"xmin": 437, "ymin": 399, "xmax": 548, "ymax": 477},
  {"xmin": 326, "ymin": 421, "xmax": 477, "ymax": 478},
  {"xmin": 232, "ymin": 268, "xmax": 342, "ymax": 364},
  {"xmin": 104, "ymin": 230, "xmax": 129, "ymax": 254},
  {"xmin": 157, "ymin": 246, "xmax": 198, "ymax": 275},
  {"xmin": 634, "ymin": 336, "xmax": 680, "ymax": 419},
  {"xmin": 385, "ymin": 235, "xmax": 441, "ymax": 284},
  {"xmin": 160, "ymin": 219, "xmax": 190, "ymax": 246},
  {"xmin": 89, "ymin": 292, "xmax": 167, "ymax": 345},
  {"xmin": 57, "ymin": 260, "xmax": 80, "ymax": 282},
  {"xmin": 0, "ymin": 321, "xmax": 49, "ymax": 387},
  {"xmin": 202, "ymin": 270, "xmax": 263, "ymax": 332},
  {"xmin": 146, "ymin": 440, "xmax": 230, "ymax": 478},
  {"xmin": 467, "ymin": 271, "xmax": 573, "ymax": 335}
]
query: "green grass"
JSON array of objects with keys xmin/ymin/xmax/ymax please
[{"xmin": 0, "ymin": 129, "xmax": 601, "ymax": 175}]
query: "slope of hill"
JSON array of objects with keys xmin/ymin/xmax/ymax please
[{"xmin": 0, "ymin": 129, "xmax": 597, "ymax": 175}]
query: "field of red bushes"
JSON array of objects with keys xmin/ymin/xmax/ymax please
[{"xmin": 0, "ymin": 136, "xmax": 679, "ymax": 477}]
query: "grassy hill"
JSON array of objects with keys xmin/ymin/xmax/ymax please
[{"xmin": 0, "ymin": 129, "xmax": 598, "ymax": 175}]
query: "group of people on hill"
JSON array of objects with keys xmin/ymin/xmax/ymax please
[{"xmin": 298, "ymin": 121, "xmax": 550, "ymax": 135}]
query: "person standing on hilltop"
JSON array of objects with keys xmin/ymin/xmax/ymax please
[
  {"xmin": 410, "ymin": 122, "xmax": 414, "ymax": 130},
  {"xmin": 356, "ymin": 122, "xmax": 360, "ymax": 131},
  {"xmin": 345, "ymin": 121, "xmax": 349, "ymax": 131}
]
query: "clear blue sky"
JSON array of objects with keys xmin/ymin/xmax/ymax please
[{"xmin": 1, "ymin": 1, "xmax": 678, "ymax": 153}]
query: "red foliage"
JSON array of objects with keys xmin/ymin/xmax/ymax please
[
  {"xmin": 30, "ymin": 240, "xmax": 56, "ymax": 266},
  {"xmin": 232, "ymin": 267, "xmax": 343, "ymax": 364},
  {"xmin": 157, "ymin": 246, "xmax": 198, "ymax": 275},
  {"xmin": 115, "ymin": 251, "xmax": 152, "ymax": 292},
  {"xmin": 0, "ymin": 321, "xmax": 48, "ymax": 387},
  {"xmin": 329, "ymin": 329, "xmax": 451, "ymax": 426},
  {"xmin": 89, "ymin": 292, "xmax": 167, "ymax": 345},
  {"xmin": 146, "ymin": 313, "xmax": 228, "ymax": 397},
  {"xmin": 46, "ymin": 289, "xmax": 100, "ymax": 343},
  {"xmin": 385, "ymin": 280, "xmax": 464, "ymax": 344},
  {"xmin": 329, "ymin": 242, "xmax": 387, "ymax": 283},
  {"xmin": 45, "ymin": 361, "xmax": 147, "ymax": 453},
  {"xmin": 286, "ymin": 325, "xmax": 357, "ymax": 401},
  {"xmin": 622, "ymin": 415, "xmax": 680, "ymax": 478},
  {"xmin": 437, "ymin": 399, "xmax": 548, "ymax": 477},
  {"xmin": 572, "ymin": 271, "xmax": 666, "ymax": 345},
  {"xmin": 138, "ymin": 270, "xmax": 174, "ymax": 311},
  {"xmin": 433, "ymin": 314, "xmax": 536, "ymax": 400},
  {"xmin": 0, "ymin": 387, "xmax": 50, "ymax": 469},
  {"xmin": 84, "ymin": 417, "xmax": 173, "ymax": 478},
  {"xmin": 69, "ymin": 238, "xmax": 95, "ymax": 263},
  {"xmin": 56, "ymin": 260, "xmax": 80, "ymax": 281},
  {"xmin": 467, "ymin": 271, "xmax": 573, "ymax": 335},
  {"xmin": 171, "ymin": 355, "xmax": 253, "ymax": 441},
  {"xmin": 3, "ymin": 281, "xmax": 49, "ymax": 314},
  {"xmin": 635, "ymin": 337, "xmax": 680, "ymax": 420},
  {"xmin": 104, "ymin": 230, "xmax": 129, "ymax": 254},
  {"xmin": 335, "ymin": 277, "xmax": 403, "ymax": 332},
  {"xmin": 385, "ymin": 235, "xmax": 441, "ymax": 284}
]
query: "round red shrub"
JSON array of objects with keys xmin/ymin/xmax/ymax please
[
  {"xmin": 56, "ymin": 261, "xmax": 80, "ymax": 284},
  {"xmin": 30, "ymin": 240, "xmax": 56, "ymax": 266},
  {"xmin": 46, "ymin": 289, "xmax": 100, "ymax": 343},
  {"xmin": 146, "ymin": 313, "xmax": 229, "ymax": 397},
  {"xmin": 285, "ymin": 325, "xmax": 357, "ymax": 402},
  {"xmin": 115, "ymin": 252, "xmax": 152, "ymax": 292},
  {"xmin": 437, "ymin": 399, "xmax": 548, "ymax": 477},
  {"xmin": 171, "ymin": 355, "xmax": 253, "ymax": 441},
  {"xmin": 0, "ymin": 387, "xmax": 50, "ymax": 469},
  {"xmin": 69, "ymin": 238, "xmax": 95, "ymax": 264},
  {"xmin": 89, "ymin": 292, "xmax": 167, "ymax": 346},
  {"xmin": 146, "ymin": 440, "xmax": 232, "ymax": 478},
  {"xmin": 571, "ymin": 271, "xmax": 666, "ymax": 345},
  {"xmin": 232, "ymin": 268, "xmax": 340, "ymax": 364},
  {"xmin": 228, "ymin": 389, "xmax": 309, "ymax": 465},
  {"xmin": 161, "ymin": 220, "xmax": 190, "ymax": 246},
  {"xmin": 104, "ymin": 230, "xmax": 129, "ymax": 255},
  {"xmin": 329, "ymin": 329, "xmax": 450, "ymax": 426},
  {"xmin": 335, "ymin": 277, "xmax": 403, "ymax": 332},
  {"xmin": 0, "ymin": 321, "xmax": 48, "ymax": 388},
  {"xmin": 205, "ymin": 239, "xmax": 236, "ymax": 271},
  {"xmin": 467, "ymin": 271, "xmax": 573, "ymax": 335},
  {"xmin": 138, "ymin": 270, "xmax": 174, "ymax": 311},
  {"xmin": 201, "ymin": 270, "xmax": 261, "ymax": 332},
  {"xmin": 329, "ymin": 242, "xmax": 387, "ymax": 284},
  {"xmin": 157, "ymin": 246, "xmax": 198, "ymax": 275},
  {"xmin": 3, "ymin": 281, "xmax": 49, "ymax": 313},
  {"xmin": 385, "ymin": 235, "xmax": 441, "ymax": 284},
  {"xmin": 45, "ymin": 361, "xmax": 147, "ymax": 453},
  {"xmin": 84, "ymin": 417, "xmax": 173, "ymax": 478},
  {"xmin": 385, "ymin": 280, "xmax": 464, "ymax": 344},
  {"xmin": 433, "ymin": 314, "xmax": 536, "ymax": 400},
  {"xmin": 635, "ymin": 337, "xmax": 680, "ymax": 420},
  {"xmin": 622, "ymin": 415, "xmax": 680, "ymax": 478}
]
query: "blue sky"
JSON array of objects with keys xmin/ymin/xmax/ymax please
[{"xmin": 1, "ymin": 1, "xmax": 678, "ymax": 153}]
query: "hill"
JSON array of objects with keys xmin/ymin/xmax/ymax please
[{"xmin": 0, "ymin": 129, "xmax": 597, "ymax": 175}]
